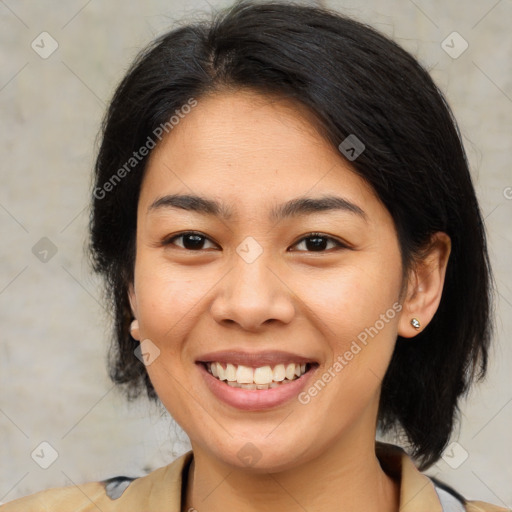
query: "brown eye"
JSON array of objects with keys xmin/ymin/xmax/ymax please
[
  {"xmin": 291, "ymin": 233, "xmax": 347, "ymax": 252},
  {"xmin": 164, "ymin": 232, "xmax": 218, "ymax": 251}
]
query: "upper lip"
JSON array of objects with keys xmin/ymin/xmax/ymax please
[{"xmin": 195, "ymin": 350, "xmax": 317, "ymax": 367}]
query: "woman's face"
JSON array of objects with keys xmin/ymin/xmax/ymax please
[{"xmin": 129, "ymin": 89, "xmax": 406, "ymax": 472}]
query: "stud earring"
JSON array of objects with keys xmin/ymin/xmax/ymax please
[{"xmin": 410, "ymin": 318, "xmax": 421, "ymax": 330}]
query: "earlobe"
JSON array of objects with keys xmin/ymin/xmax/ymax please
[
  {"xmin": 398, "ymin": 232, "xmax": 451, "ymax": 339},
  {"xmin": 129, "ymin": 319, "xmax": 140, "ymax": 340}
]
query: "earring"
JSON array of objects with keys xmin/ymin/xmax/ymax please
[
  {"xmin": 130, "ymin": 319, "xmax": 139, "ymax": 337},
  {"xmin": 410, "ymin": 318, "xmax": 421, "ymax": 330}
]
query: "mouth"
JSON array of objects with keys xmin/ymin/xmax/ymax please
[
  {"xmin": 195, "ymin": 350, "xmax": 320, "ymax": 410},
  {"xmin": 201, "ymin": 361, "xmax": 315, "ymax": 390}
]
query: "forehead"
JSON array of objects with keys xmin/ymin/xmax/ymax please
[{"xmin": 139, "ymin": 89, "xmax": 381, "ymax": 218}]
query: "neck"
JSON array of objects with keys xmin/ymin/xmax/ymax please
[{"xmin": 184, "ymin": 430, "xmax": 399, "ymax": 512}]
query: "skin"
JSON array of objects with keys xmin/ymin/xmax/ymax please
[{"xmin": 129, "ymin": 88, "xmax": 451, "ymax": 512}]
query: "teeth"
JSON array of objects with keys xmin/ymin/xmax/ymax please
[
  {"xmin": 225, "ymin": 363, "xmax": 237, "ymax": 382},
  {"xmin": 285, "ymin": 363, "xmax": 296, "ymax": 380},
  {"xmin": 236, "ymin": 365, "xmax": 254, "ymax": 384},
  {"xmin": 240, "ymin": 383, "xmax": 257, "ymax": 390},
  {"xmin": 206, "ymin": 361, "xmax": 310, "ymax": 387},
  {"xmin": 254, "ymin": 366, "xmax": 273, "ymax": 385},
  {"xmin": 273, "ymin": 364, "xmax": 285, "ymax": 381}
]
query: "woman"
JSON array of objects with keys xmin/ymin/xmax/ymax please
[{"xmin": 2, "ymin": 1, "xmax": 507, "ymax": 511}]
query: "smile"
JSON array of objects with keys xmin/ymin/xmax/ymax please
[
  {"xmin": 205, "ymin": 362, "xmax": 310, "ymax": 389},
  {"xmin": 196, "ymin": 350, "xmax": 319, "ymax": 410}
]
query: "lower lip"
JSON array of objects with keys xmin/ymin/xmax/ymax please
[{"xmin": 197, "ymin": 363, "xmax": 317, "ymax": 411}]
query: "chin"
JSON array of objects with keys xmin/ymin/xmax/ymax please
[{"xmin": 201, "ymin": 434, "xmax": 313, "ymax": 474}]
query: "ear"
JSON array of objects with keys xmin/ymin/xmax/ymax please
[
  {"xmin": 128, "ymin": 283, "xmax": 140, "ymax": 341},
  {"xmin": 398, "ymin": 232, "xmax": 451, "ymax": 338}
]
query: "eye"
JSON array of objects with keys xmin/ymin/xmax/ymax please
[
  {"xmin": 162, "ymin": 231, "xmax": 347, "ymax": 252},
  {"xmin": 290, "ymin": 232, "xmax": 347, "ymax": 252},
  {"xmin": 163, "ymin": 231, "xmax": 218, "ymax": 251}
]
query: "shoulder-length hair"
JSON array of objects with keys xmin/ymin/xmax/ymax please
[{"xmin": 89, "ymin": 0, "xmax": 494, "ymax": 470}]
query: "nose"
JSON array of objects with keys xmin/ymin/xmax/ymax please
[{"xmin": 210, "ymin": 252, "xmax": 296, "ymax": 331}]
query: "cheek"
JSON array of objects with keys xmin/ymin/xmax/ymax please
[
  {"xmin": 297, "ymin": 259, "xmax": 401, "ymax": 336},
  {"xmin": 293, "ymin": 255, "xmax": 402, "ymax": 387},
  {"xmin": 133, "ymin": 259, "xmax": 203, "ymax": 348},
  {"xmin": 132, "ymin": 260, "xmax": 204, "ymax": 418}
]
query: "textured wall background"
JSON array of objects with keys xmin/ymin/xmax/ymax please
[{"xmin": 1, "ymin": 0, "xmax": 511, "ymax": 506}]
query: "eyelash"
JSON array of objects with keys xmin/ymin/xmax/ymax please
[{"xmin": 162, "ymin": 231, "xmax": 348, "ymax": 252}]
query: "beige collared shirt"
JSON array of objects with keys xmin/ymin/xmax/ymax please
[{"xmin": 1, "ymin": 443, "xmax": 508, "ymax": 511}]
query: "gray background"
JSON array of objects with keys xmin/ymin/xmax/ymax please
[{"xmin": 1, "ymin": 0, "xmax": 511, "ymax": 506}]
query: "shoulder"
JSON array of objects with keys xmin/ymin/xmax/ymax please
[
  {"xmin": 465, "ymin": 501, "xmax": 511, "ymax": 512},
  {"xmin": 0, "ymin": 451, "xmax": 193, "ymax": 512},
  {"xmin": 431, "ymin": 476, "xmax": 509, "ymax": 512},
  {"xmin": 0, "ymin": 480, "xmax": 110, "ymax": 512},
  {"xmin": 376, "ymin": 442, "xmax": 509, "ymax": 512}
]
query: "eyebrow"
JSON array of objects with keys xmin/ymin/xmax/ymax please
[{"xmin": 148, "ymin": 193, "xmax": 367, "ymax": 222}]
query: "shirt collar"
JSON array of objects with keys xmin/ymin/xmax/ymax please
[{"xmin": 376, "ymin": 442, "xmax": 443, "ymax": 512}]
